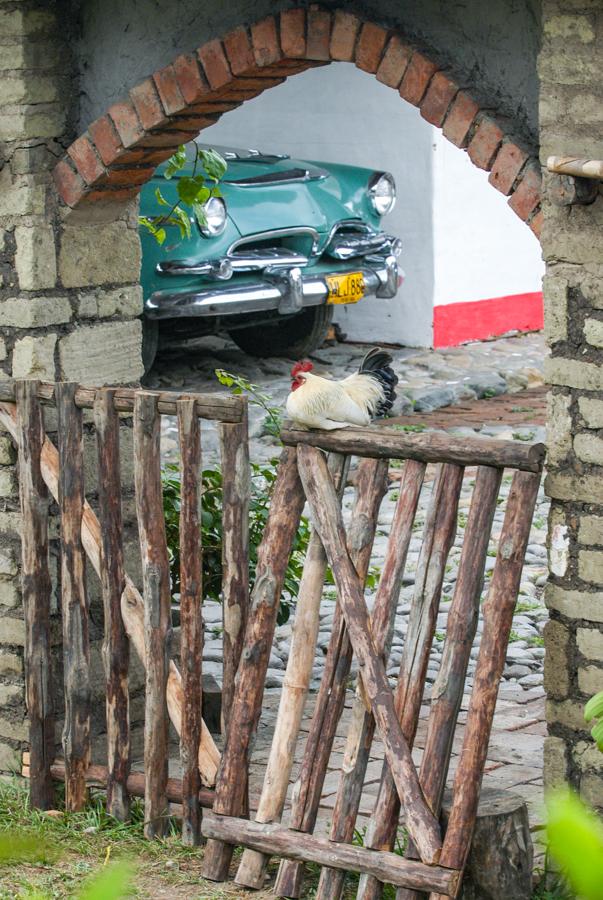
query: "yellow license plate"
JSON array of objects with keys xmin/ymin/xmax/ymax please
[{"xmin": 326, "ymin": 272, "xmax": 365, "ymax": 305}]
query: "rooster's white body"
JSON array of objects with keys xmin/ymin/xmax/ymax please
[{"xmin": 286, "ymin": 370, "xmax": 385, "ymax": 430}]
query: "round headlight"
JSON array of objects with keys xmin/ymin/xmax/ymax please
[
  {"xmin": 199, "ymin": 197, "xmax": 227, "ymax": 237},
  {"xmin": 368, "ymin": 172, "xmax": 396, "ymax": 217}
]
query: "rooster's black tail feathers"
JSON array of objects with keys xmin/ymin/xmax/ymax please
[{"xmin": 359, "ymin": 347, "xmax": 398, "ymax": 417}]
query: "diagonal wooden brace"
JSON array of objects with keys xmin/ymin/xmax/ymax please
[{"xmin": 296, "ymin": 444, "xmax": 442, "ymax": 866}]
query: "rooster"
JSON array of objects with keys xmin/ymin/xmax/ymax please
[{"xmin": 286, "ymin": 348, "xmax": 398, "ymax": 430}]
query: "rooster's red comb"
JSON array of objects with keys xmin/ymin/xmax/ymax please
[{"xmin": 291, "ymin": 360, "xmax": 313, "ymax": 377}]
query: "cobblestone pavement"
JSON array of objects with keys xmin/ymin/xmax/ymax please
[{"xmin": 152, "ymin": 331, "xmax": 548, "ymax": 846}]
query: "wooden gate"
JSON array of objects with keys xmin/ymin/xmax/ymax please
[
  {"xmin": 0, "ymin": 379, "xmax": 250, "ymax": 846},
  {"xmin": 201, "ymin": 424, "xmax": 545, "ymax": 898}
]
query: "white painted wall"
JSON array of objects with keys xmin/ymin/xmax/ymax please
[{"xmin": 202, "ymin": 63, "xmax": 544, "ymax": 347}]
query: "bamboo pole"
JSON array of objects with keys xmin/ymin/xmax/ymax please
[
  {"xmin": 56, "ymin": 383, "xmax": 91, "ymax": 813},
  {"xmin": 16, "ymin": 381, "xmax": 54, "ymax": 810},
  {"xmin": 94, "ymin": 389, "xmax": 130, "ymax": 822},
  {"xmin": 235, "ymin": 453, "xmax": 349, "ymax": 890},
  {"xmin": 547, "ymin": 155, "xmax": 603, "ymax": 180},
  {"xmin": 0, "ymin": 399, "xmax": 220, "ymax": 787}
]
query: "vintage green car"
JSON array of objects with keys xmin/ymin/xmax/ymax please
[{"xmin": 140, "ymin": 144, "xmax": 402, "ymax": 370}]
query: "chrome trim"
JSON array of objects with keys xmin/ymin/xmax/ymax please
[
  {"xmin": 367, "ymin": 171, "xmax": 397, "ymax": 216},
  {"xmin": 145, "ymin": 255, "xmax": 400, "ymax": 320},
  {"xmin": 228, "ymin": 226, "xmax": 321, "ymax": 257},
  {"xmin": 224, "ymin": 166, "xmax": 329, "ymax": 187},
  {"xmin": 327, "ymin": 232, "xmax": 392, "ymax": 260},
  {"xmin": 156, "ymin": 258, "xmax": 233, "ymax": 279},
  {"xmin": 229, "ymin": 248, "xmax": 309, "ymax": 270}
]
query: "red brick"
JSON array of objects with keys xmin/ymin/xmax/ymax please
[
  {"xmin": 88, "ymin": 115, "xmax": 123, "ymax": 166},
  {"xmin": 223, "ymin": 27, "xmax": 256, "ymax": 75},
  {"xmin": 355, "ymin": 22, "xmax": 387, "ymax": 73},
  {"xmin": 508, "ymin": 164, "xmax": 542, "ymax": 220},
  {"xmin": 529, "ymin": 209, "xmax": 543, "ymax": 240},
  {"xmin": 198, "ymin": 40, "xmax": 232, "ymax": 90},
  {"xmin": 130, "ymin": 78, "xmax": 166, "ymax": 130},
  {"xmin": 442, "ymin": 91, "xmax": 479, "ymax": 147},
  {"xmin": 330, "ymin": 10, "xmax": 361, "ymax": 61},
  {"xmin": 279, "ymin": 9, "xmax": 306, "ymax": 59},
  {"xmin": 104, "ymin": 166, "xmax": 156, "ymax": 187},
  {"xmin": 467, "ymin": 116, "xmax": 504, "ymax": 170},
  {"xmin": 173, "ymin": 53, "xmax": 208, "ymax": 105},
  {"xmin": 107, "ymin": 100, "xmax": 144, "ymax": 148},
  {"xmin": 420, "ymin": 72, "xmax": 458, "ymax": 126},
  {"xmin": 67, "ymin": 135, "xmax": 105, "ymax": 185},
  {"xmin": 376, "ymin": 35, "xmax": 412, "ymax": 88},
  {"xmin": 307, "ymin": 8, "xmax": 331, "ymax": 61},
  {"xmin": 83, "ymin": 187, "xmax": 141, "ymax": 205},
  {"xmin": 251, "ymin": 17, "xmax": 281, "ymax": 68},
  {"xmin": 153, "ymin": 64, "xmax": 186, "ymax": 115},
  {"xmin": 136, "ymin": 129, "xmax": 199, "ymax": 148},
  {"xmin": 162, "ymin": 114, "xmax": 217, "ymax": 131},
  {"xmin": 53, "ymin": 159, "xmax": 87, "ymax": 208},
  {"xmin": 399, "ymin": 52, "xmax": 438, "ymax": 106},
  {"xmin": 488, "ymin": 141, "xmax": 530, "ymax": 195}
]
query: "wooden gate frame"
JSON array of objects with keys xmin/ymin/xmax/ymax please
[
  {"xmin": 201, "ymin": 424, "xmax": 545, "ymax": 898},
  {"xmin": 0, "ymin": 379, "xmax": 250, "ymax": 845}
]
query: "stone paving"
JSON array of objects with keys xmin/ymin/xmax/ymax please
[{"xmin": 150, "ymin": 330, "xmax": 549, "ymax": 847}]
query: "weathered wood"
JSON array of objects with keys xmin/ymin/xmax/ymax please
[
  {"xmin": 435, "ymin": 470, "xmax": 541, "ymax": 883},
  {"xmin": 56, "ymin": 382, "xmax": 91, "ymax": 813},
  {"xmin": 295, "ymin": 445, "xmax": 443, "ymax": 865},
  {"xmin": 235, "ymin": 453, "xmax": 349, "ymax": 890},
  {"xmin": 357, "ymin": 463, "xmax": 464, "ymax": 900},
  {"xmin": 275, "ymin": 456, "xmax": 388, "ymax": 899},
  {"xmin": 177, "ymin": 398, "xmax": 203, "ymax": 847},
  {"xmin": 219, "ymin": 417, "xmax": 250, "ymax": 737},
  {"xmin": 547, "ymin": 155, "xmax": 603, "ymax": 180},
  {"xmin": 281, "ymin": 424, "xmax": 545, "ymax": 473},
  {"xmin": 203, "ymin": 814, "xmax": 460, "ymax": 895},
  {"xmin": 396, "ymin": 466, "xmax": 502, "ymax": 900},
  {"xmin": 316, "ymin": 459, "xmax": 426, "ymax": 900},
  {"xmin": 134, "ymin": 392, "xmax": 172, "ymax": 839},
  {"xmin": 203, "ymin": 447, "xmax": 306, "ymax": 882},
  {"xmin": 0, "ymin": 380, "xmax": 245, "ymax": 422},
  {"xmin": 94, "ymin": 389, "xmax": 130, "ymax": 822},
  {"xmin": 0, "ymin": 400, "xmax": 221, "ymax": 786},
  {"xmin": 16, "ymin": 381, "xmax": 54, "ymax": 810}
]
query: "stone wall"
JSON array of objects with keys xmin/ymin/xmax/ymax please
[
  {"xmin": 0, "ymin": 0, "xmax": 144, "ymax": 776},
  {"xmin": 540, "ymin": 0, "xmax": 603, "ymax": 809}
]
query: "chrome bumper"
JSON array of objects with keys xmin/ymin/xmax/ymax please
[{"xmin": 145, "ymin": 255, "xmax": 401, "ymax": 321}]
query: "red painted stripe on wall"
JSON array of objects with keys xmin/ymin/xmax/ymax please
[{"xmin": 433, "ymin": 291, "xmax": 543, "ymax": 348}]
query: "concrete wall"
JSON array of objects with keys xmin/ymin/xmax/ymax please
[{"xmin": 76, "ymin": 0, "xmax": 540, "ymax": 144}]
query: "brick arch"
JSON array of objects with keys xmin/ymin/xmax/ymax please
[{"xmin": 53, "ymin": 7, "xmax": 542, "ymax": 238}]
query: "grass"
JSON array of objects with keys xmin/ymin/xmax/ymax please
[{"xmin": 515, "ymin": 599, "xmax": 541, "ymax": 614}]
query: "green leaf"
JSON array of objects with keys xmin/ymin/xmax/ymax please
[
  {"xmin": 168, "ymin": 205, "xmax": 192, "ymax": 240},
  {"xmin": 192, "ymin": 201, "xmax": 207, "ymax": 229},
  {"xmin": 199, "ymin": 148, "xmax": 227, "ymax": 181},
  {"xmin": 546, "ymin": 789, "xmax": 603, "ymax": 900},
  {"xmin": 585, "ymin": 690, "xmax": 603, "ymax": 723},
  {"xmin": 154, "ymin": 187, "xmax": 170, "ymax": 207},
  {"xmin": 592, "ymin": 718, "xmax": 603, "ymax": 753},
  {"xmin": 138, "ymin": 217, "xmax": 166, "ymax": 245},
  {"xmin": 164, "ymin": 145, "xmax": 187, "ymax": 179},
  {"xmin": 77, "ymin": 860, "xmax": 134, "ymax": 900}
]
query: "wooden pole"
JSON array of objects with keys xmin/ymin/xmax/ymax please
[
  {"xmin": 235, "ymin": 453, "xmax": 349, "ymax": 890},
  {"xmin": 134, "ymin": 392, "xmax": 172, "ymax": 839},
  {"xmin": 202, "ymin": 447, "xmax": 306, "ymax": 882},
  {"xmin": 357, "ymin": 464, "xmax": 464, "ymax": 900},
  {"xmin": 547, "ymin": 155, "xmax": 603, "ymax": 180},
  {"xmin": 219, "ymin": 416, "xmax": 250, "ymax": 737},
  {"xmin": 56, "ymin": 382, "xmax": 91, "ymax": 813},
  {"xmin": 0, "ymin": 400, "xmax": 221, "ymax": 786},
  {"xmin": 315, "ymin": 459, "xmax": 427, "ymax": 900},
  {"xmin": 275, "ymin": 456, "xmax": 388, "ymax": 899},
  {"xmin": 177, "ymin": 398, "xmax": 203, "ymax": 847},
  {"xmin": 94, "ymin": 389, "xmax": 130, "ymax": 822},
  {"xmin": 16, "ymin": 380, "xmax": 54, "ymax": 810},
  {"xmin": 295, "ymin": 445, "xmax": 443, "ymax": 866}
]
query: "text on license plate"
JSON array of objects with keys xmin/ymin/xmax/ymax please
[{"xmin": 326, "ymin": 272, "xmax": 365, "ymax": 305}]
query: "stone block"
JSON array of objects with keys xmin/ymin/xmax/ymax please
[
  {"xmin": 58, "ymin": 221, "xmax": 141, "ymax": 288},
  {"xmin": 579, "ymin": 397, "xmax": 603, "ymax": 429},
  {"xmin": 584, "ymin": 317, "xmax": 603, "ymax": 348},
  {"xmin": 574, "ymin": 432, "xmax": 603, "ymax": 465},
  {"xmin": 581, "ymin": 774, "xmax": 603, "ymax": 810},
  {"xmin": 97, "ymin": 285, "xmax": 143, "ymax": 319},
  {"xmin": 15, "ymin": 224, "xmax": 56, "ymax": 290},
  {"xmin": 573, "ymin": 739, "xmax": 603, "ymax": 773},
  {"xmin": 0, "ymin": 169, "xmax": 45, "ymax": 217},
  {"xmin": 578, "ymin": 665, "xmax": 602, "ymax": 694},
  {"xmin": 0, "ymin": 511, "xmax": 22, "ymax": 538},
  {"xmin": 545, "ymin": 356, "xmax": 603, "ymax": 393},
  {"xmin": 543, "ymin": 274, "xmax": 568, "ymax": 344},
  {"xmin": 0, "ymin": 682, "xmax": 24, "ymax": 706},
  {"xmin": 0, "ymin": 296, "xmax": 71, "ymax": 328},
  {"xmin": 0, "ymin": 617, "xmax": 25, "ymax": 647},
  {"xmin": 0, "ymin": 549, "xmax": 17, "ymax": 578},
  {"xmin": 0, "ymin": 579, "xmax": 20, "ymax": 609},
  {"xmin": 544, "ymin": 619, "xmax": 570, "ymax": 699},
  {"xmin": 579, "ymin": 515, "xmax": 603, "ymax": 546},
  {"xmin": 12, "ymin": 333, "xmax": 56, "ymax": 380},
  {"xmin": 0, "ymin": 107, "xmax": 66, "ymax": 143},
  {"xmin": 546, "ymin": 584, "xmax": 603, "ymax": 624},
  {"xmin": 577, "ymin": 626, "xmax": 603, "ymax": 660},
  {"xmin": 0, "ymin": 74, "xmax": 59, "ymax": 105},
  {"xmin": 579, "ymin": 551, "xmax": 603, "ymax": 585},
  {"xmin": 543, "ymin": 735, "xmax": 569, "ymax": 787},
  {"xmin": 544, "ymin": 14, "xmax": 595, "ymax": 43},
  {"xmin": 545, "ymin": 471, "xmax": 603, "ymax": 505},
  {"xmin": 0, "ymin": 716, "xmax": 27, "ymax": 743},
  {"xmin": 546, "ymin": 392, "xmax": 572, "ymax": 465},
  {"xmin": 0, "ymin": 651, "xmax": 22, "ymax": 678},
  {"xmin": 0, "ymin": 469, "xmax": 17, "ymax": 498},
  {"xmin": 546, "ymin": 698, "xmax": 588, "ymax": 733},
  {"xmin": 0, "ymin": 743, "xmax": 21, "ymax": 773},
  {"xmin": 58, "ymin": 319, "xmax": 143, "ymax": 385}
]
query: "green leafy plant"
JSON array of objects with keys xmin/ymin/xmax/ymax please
[
  {"xmin": 215, "ymin": 368, "xmax": 282, "ymax": 437},
  {"xmin": 139, "ymin": 144, "xmax": 227, "ymax": 245},
  {"xmin": 585, "ymin": 690, "xmax": 603, "ymax": 751},
  {"xmin": 545, "ymin": 789, "xmax": 603, "ymax": 900}
]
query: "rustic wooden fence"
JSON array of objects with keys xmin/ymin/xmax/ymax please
[
  {"xmin": 200, "ymin": 425, "xmax": 545, "ymax": 899},
  {"xmin": 0, "ymin": 379, "xmax": 250, "ymax": 846}
]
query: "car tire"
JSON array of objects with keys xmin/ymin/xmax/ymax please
[
  {"xmin": 141, "ymin": 318, "xmax": 159, "ymax": 374},
  {"xmin": 229, "ymin": 305, "xmax": 334, "ymax": 359}
]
